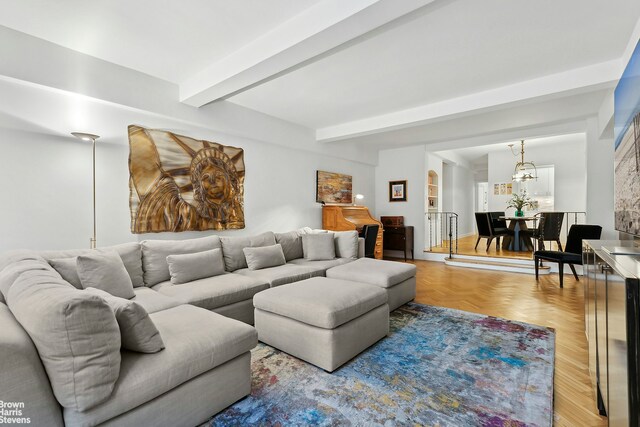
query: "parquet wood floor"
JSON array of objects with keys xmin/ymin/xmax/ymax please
[{"xmin": 405, "ymin": 258, "xmax": 606, "ymax": 426}]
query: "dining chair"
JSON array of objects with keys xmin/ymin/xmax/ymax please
[
  {"xmin": 522, "ymin": 212, "xmax": 565, "ymax": 251},
  {"xmin": 475, "ymin": 212, "xmax": 513, "ymax": 251},
  {"xmin": 534, "ymin": 224, "xmax": 602, "ymax": 288},
  {"xmin": 361, "ymin": 224, "xmax": 379, "ymax": 258}
]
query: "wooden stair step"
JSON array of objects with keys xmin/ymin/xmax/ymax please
[{"xmin": 444, "ymin": 257, "xmax": 550, "ymax": 275}]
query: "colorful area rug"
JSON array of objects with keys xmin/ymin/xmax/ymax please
[{"xmin": 209, "ymin": 303, "xmax": 555, "ymax": 426}]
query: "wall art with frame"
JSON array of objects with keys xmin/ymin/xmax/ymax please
[{"xmin": 389, "ymin": 180, "xmax": 407, "ymax": 202}]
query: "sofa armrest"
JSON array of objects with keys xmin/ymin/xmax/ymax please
[
  {"xmin": 0, "ymin": 304, "xmax": 63, "ymax": 426},
  {"xmin": 357, "ymin": 237, "xmax": 365, "ymax": 258}
]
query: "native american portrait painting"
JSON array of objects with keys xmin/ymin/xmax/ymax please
[{"xmin": 128, "ymin": 125, "xmax": 245, "ymax": 233}]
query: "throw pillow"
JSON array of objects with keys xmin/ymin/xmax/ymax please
[
  {"xmin": 85, "ymin": 288, "xmax": 164, "ymax": 353},
  {"xmin": 77, "ymin": 251, "xmax": 136, "ymax": 299},
  {"xmin": 219, "ymin": 231, "xmax": 277, "ymax": 272},
  {"xmin": 333, "ymin": 230, "xmax": 359, "ymax": 259},
  {"xmin": 302, "ymin": 233, "xmax": 336, "ymax": 261},
  {"xmin": 49, "ymin": 257, "xmax": 83, "ymax": 289},
  {"xmin": 140, "ymin": 235, "xmax": 222, "ymax": 286},
  {"xmin": 243, "ymin": 244, "xmax": 286, "ymax": 270},
  {"xmin": 166, "ymin": 248, "xmax": 226, "ymax": 285}
]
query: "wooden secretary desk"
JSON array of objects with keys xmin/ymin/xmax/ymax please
[{"xmin": 322, "ymin": 205, "xmax": 383, "ymax": 259}]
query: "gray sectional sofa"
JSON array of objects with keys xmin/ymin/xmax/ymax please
[{"xmin": 0, "ymin": 228, "xmax": 414, "ymax": 427}]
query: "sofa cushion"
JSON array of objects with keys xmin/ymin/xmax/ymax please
[
  {"xmin": 141, "ymin": 235, "xmax": 222, "ymax": 286},
  {"xmin": 49, "ymin": 258, "xmax": 83, "ymax": 289},
  {"xmin": 333, "ymin": 230, "xmax": 359, "ymax": 259},
  {"xmin": 0, "ymin": 253, "xmax": 49, "ymax": 304},
  {"xmin": 152, "ymin": 273, "xmax": 269, "ymax": 310},
  {"xmin": 326, "ymin": 257, "xmax": 417, "ymax": 288},
  {"xmin": 7, "ymin": 265, "xmax": 121, "ymax": 412},
  {"xmin": 219, "ymin": 232, "xmax": 276, "ymax": 272},
  {"xmin": 85, "ymin": 288, "xmax": 165, "ymax": 353},
  {"xmin": 62, "ymin": 305, "xmax": 257, "ymax": 427},
  {"xmin": 302, "ymin": 233, "xmax": 336, "ymax": 261},
  {"xmin": 274, "ymin": 230, "xmax": 304, "ymax": 261},
  {"xmin": 234, "ymin": 264, "xmax": 324, "ymax": 287},
  {"xmin": 40, "ymin": 242, "xmax": 145, "ymax": 288},
  {"xmin": 167, "ymin": 248, "xmax": 225, "ymax": 285},
  {"xmin": 77, "ymin": 251, "xmax": 136, "ymax": 299},
  {"xmin": 287, "ymin": 257, "xmax": 353, "ymax": 274},
  {"xmin": 131, "ymin": 287, "xmax": 182, "ymax": 314},
  {"xmin": 243, "ymin": 244, "xmax": 286, "ymax": 270},
  {"xmin": 253, "ymin": 277, "xmax": 388, "ymax": 329}
]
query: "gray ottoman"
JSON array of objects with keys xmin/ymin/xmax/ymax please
[
  {"xmin": 326, "ymin": 258, "xmax": 416, "ymax": 311},
  {"xmin": 253, "ymin": 277, "xmax": 389, "ymax": 372}
]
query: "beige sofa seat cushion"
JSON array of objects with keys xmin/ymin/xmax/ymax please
[
  {"xmin": 132, "ymin": 287, "xmax": 182, "ymax": 314},
  {"xmin": 234, "ymin": 264, "xmax": 324, "ymax": 287},
  {"xmin": 287, "ymin": 257, "xmax": 353, "ymax": 273},
  {"xmin": 253, "ymin": 277, "xmax": 387, "ymax": 329},
  {"xmin": 41, "ymin": 242, "xmax": 145, "ymax": 288},
  {"xmin": 152, "ymin": 273, "xmax": 268, "ymax": 310},
  {"xmin": 141, "ymin": 235, "xmax": 222, "ymax": 286},
  {"xmin": 219, "ymin": 231, "xmax": 276, "ymax": 272},
  {"xmin": 62, "ymin": 305, "xmax": 257, "ymax": 427},
  {"xmin": 7, "ymin": 265, "xmax": 121, "ymax": 412},
  {"xmin": 326, "ymin": 258, "xmax": 417, "ymax": 288}
]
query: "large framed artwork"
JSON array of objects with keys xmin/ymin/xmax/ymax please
[
  {"xmin": 614, "ymin": 39, "xmax": 640, "ymax": 236},
  {"xmin": 316, "ymin": 170, "xmax": 353, "ymax": 204},
  {"xmin": 128, "ymin": 125, "xmax": 245, "ymax": 233}
]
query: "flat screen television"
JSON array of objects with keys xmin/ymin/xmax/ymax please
[{"xmin": 614, "ymin": 38, "xmax": 640, "ymax": 237}]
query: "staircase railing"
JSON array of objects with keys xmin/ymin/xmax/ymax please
[{"xmin": 426, "ymin": 212, "xmax": 458, "ymax": 258}]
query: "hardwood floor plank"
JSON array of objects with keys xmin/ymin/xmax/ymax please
[{"xmin": 405, "ymin": 258, "xmax": 606, "ymax": 426}]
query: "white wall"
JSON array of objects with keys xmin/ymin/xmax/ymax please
[
  {"xmin": 375, "ymin": 145, "xmax": 426, "ymax": 259},
  {"xmin": 450, "ymin": 165, "xmax": 475, "ymax": 236},
  {"xmin": 0, "ymin": 79, "xmax": 376, "ymax": 251},
  {"xmin": 487, "ymin": 137, "xmax": 587, "ymax": 215},
  {"xmin": 586, "ymin": 118, "xmax": 617, "ymax": 238}
]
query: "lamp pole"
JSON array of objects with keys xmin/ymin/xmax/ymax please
[{"xmin": 71, "ymin": 132, "xmax": 100, "ymax": 249}]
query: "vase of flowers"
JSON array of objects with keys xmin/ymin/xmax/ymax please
[{"xmin": 507, "ymin": 191, "xmax": 535, "ymax": 217}]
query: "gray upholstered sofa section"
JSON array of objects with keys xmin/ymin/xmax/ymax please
[{"xmin": 0, "ymin": 228, "xmax": 369, "ymax": 425}]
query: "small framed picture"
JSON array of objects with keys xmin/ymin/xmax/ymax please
[{"xmin": 389, "ymin": 180, "xmax": 407, "ymax": 202}]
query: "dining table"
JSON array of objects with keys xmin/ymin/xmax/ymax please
[{"xmin": 499, "ymin": 216, "xmax": 538, "ymax": 251}]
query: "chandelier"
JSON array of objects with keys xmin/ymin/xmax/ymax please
[{"xmin": 509, "ymin": 140, "xmax": 537, "ymax": 182}]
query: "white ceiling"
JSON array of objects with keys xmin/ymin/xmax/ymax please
[
  {"xmin": 0, "ymin": 0, "xmax": 321, "ymax": 83},
  {"xmin": 0, "ymin": 0, "xmax": 639, "ymax": 145},
  {"xmin": 229, "ymin": 0, "xmax": 640, "ymax": 128}
]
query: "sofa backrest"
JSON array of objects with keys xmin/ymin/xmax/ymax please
[
  {"xmin": 219, "ymin": 232, "xmax": 276, "ymax": 272},
  {"xmin": 141, "ymin": 235, "xmax": 221, "ymax": 286},
  {"xmin": 40, "ymin": 242, "xmax": 145, "ymax": 288}
]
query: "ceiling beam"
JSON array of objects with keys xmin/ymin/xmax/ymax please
[
  {"xmin": 316, "ymin": 60, "xmax": 621, "ymax": 143},
  {"xmin": 179, "ymin": 0, "xmax": 435, "ymax": 107}
]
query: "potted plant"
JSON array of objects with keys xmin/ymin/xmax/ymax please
[{"xmin": 507, "ymin": 191, "xmax": 535, "ymax": 217}]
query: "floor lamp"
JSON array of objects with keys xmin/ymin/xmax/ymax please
[{"xmin": 71, "ymin": 132, "xmax": 100, "ymax": 249}]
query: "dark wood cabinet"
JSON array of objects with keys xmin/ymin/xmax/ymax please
[{"xmin": 383, "ymin": 226, "xmax": 414, "ymax": 261}]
